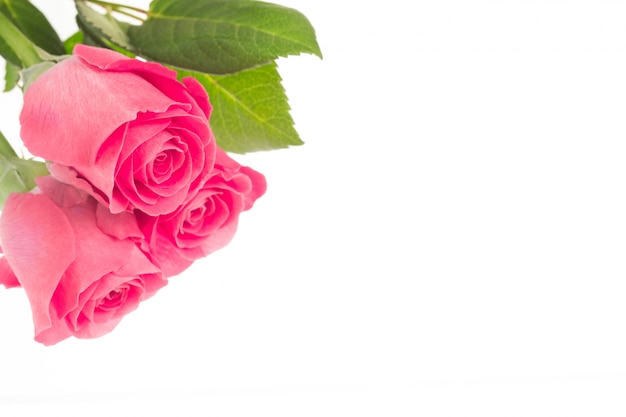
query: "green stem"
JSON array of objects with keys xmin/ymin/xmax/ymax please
[
  {"xmin": 106, "ymin": 7, "xmax": 145, "ymax": 22},
  {"xmin": 84, "ymin": 0, "xmax": 148, "ymax": 16},
  {"xmin": 0, "ymin": 130, "xmax": 18, "ymax": 158}
]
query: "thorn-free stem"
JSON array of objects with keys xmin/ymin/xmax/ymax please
[{"xmin": 82, "ymin": 0, "xmax": 148, "ymax": 17}]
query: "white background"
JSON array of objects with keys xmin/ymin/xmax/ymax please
[{"xmin": 1, "ymin": 0, "xmax": 626, "ymax": 415}]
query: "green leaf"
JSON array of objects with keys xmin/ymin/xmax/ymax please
[
  {"xmin": 0, "ymin": 154, "xmax": 48, "ymax": 208},
  {"xmin": 0, "ymin": 0, "xmax": 65, "ymax": 55},
  {"xmin": 3, "ymin": 60, "xmax": 18, "ymax": 91},
  {"xmin": 64, "ymin": 31, "xmax": 83, "ymax": 54},
  {"xmin": 64, "ymin": 26, "xmax": 117, "ymax": 55},
  {"xmin": 128, "ymin": 0, "xmax": 322, "ymax": 75},
  {"xmin": 0, "ymin": 130, "xmax": 47, "ymax": 208},
  {"xmin": 75, "ymin": 1, "xmax": 134, "ymax": 51},
  {"xmin": 178, "ymin": 62, "xmax": 302, "ymax": 153},
  {"xmin": 0, "ymin": 129, "xmax": 17, "ymax": 158},
  {"xmin": 0, "ymin": 11, "xmax": 41, "ymax": 67}
]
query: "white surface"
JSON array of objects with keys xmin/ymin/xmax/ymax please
[{"xmin": 2, "ymin": 0, "xmax": 626, "ymax": 415}]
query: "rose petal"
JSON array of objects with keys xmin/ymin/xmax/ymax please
[
  {"xmin": 95, "ymin": 204, "xmax": 143, "ymax": 240},
  {"xmin": 36, "ymin": 176, "xmax": 90, "ymax": 207},
  {"xmin": 181, "ymin": 76, "xmax": 212, "ymax": 119},
  {"xmin": 0, "ymin": 256, "xmax": 20, "ymax": 288},
  {"xmin": 51, "ymin": 206, "xmax": 139, "ymax": 319},
  {"xmin": 75, "ymin": 44, "xmax": 178, "ymax": 83},
  {"xmin": 46, "ymin": 163, "xmax": 109, "ymax": 207},
  {"xmin": 0, "ymin": 193, "xmax": 76, "ymax": 335},
  {"xmin": 21, "ymin": 58, "xmax": 178, "ymax": 168},
  {"xmin": 214, "ymin": 149, "xmax": 267, "ymax": 210}
]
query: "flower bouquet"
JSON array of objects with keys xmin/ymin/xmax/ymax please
[{"xmin": 0, "ymin": 0, "xmax": 320, "ymax": 345}]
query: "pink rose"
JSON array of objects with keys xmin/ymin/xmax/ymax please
[
  {"xmin": 20, "ymin": 44, "xmax": 216, "ymax": 216},
  {"xmin": 0, "ymin": 177, "xmax": 166, "ymax": 346},
  {"xmin": 137, "ymin": 149, "xmax": 267, "ymax": 276}
]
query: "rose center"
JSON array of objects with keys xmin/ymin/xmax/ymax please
[
  {"xmin": 187, "ymin": 205, "xmax": 206, "ymax": 224},
  {"xmin": 151, "ymin": 150, "xmax": 176, "ymax": 181},
  {"xmin": 98, "ymin": 287, "xmax": 129, "ymax": 311}
]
